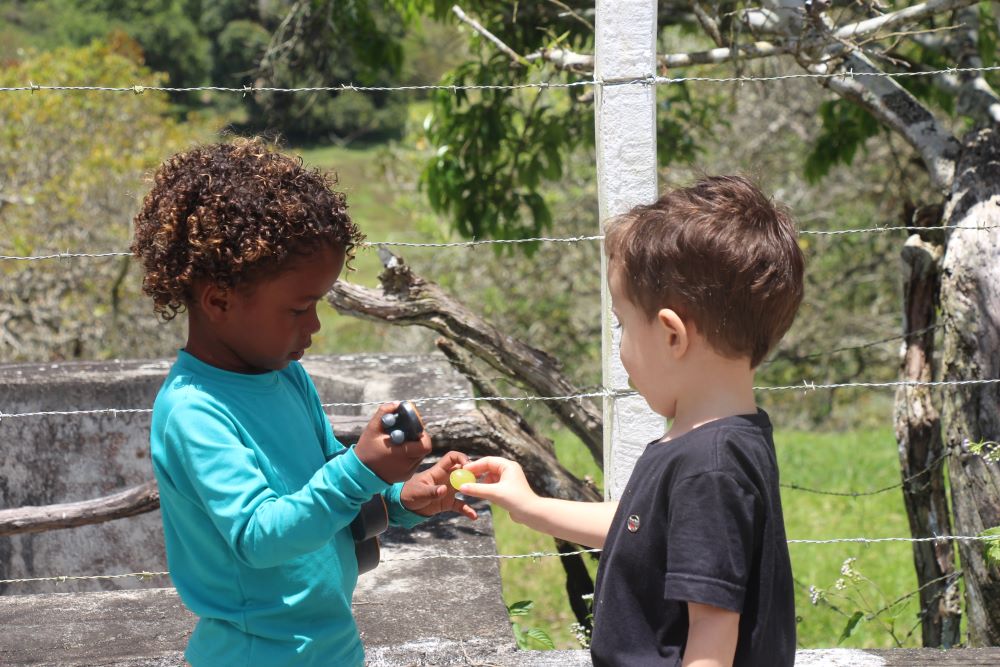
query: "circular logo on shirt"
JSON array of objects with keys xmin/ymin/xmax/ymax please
[{"xmin": 627, "ymin": 514, "xmax": 640, "ymax": 532}]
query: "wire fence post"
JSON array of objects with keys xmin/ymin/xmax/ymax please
[{"xmin": 595, "ymin": 0, "xmax": 664, "ymax": 500}]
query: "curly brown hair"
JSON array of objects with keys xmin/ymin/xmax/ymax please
[{"xmin": 131, "ymin": 138, "xmax": 364, "ymax": 321}]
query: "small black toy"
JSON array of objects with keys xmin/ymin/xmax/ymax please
[{"xmin": 380, "ymin": 401, "xmax": 423, "ymax": 444}]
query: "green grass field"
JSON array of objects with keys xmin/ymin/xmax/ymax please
[{"xmin": 492, "ymin": 425, "xmax": 921, "ymax": 650}]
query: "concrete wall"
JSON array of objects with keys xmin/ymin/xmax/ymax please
[{"xmin": 0, "ymin": 355, "xmax": 472, "ymax": 595}]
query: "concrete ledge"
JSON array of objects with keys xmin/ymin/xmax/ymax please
[
  {"xmin": 2, "ymin": 505, "xmax": 1000, "ymax": 665},
  {"xmin": 0, "ymin": 506, "xmax": 519, "ymax": 666}
]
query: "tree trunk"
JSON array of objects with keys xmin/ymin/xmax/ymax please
[
  {"xmin": 939, "ymin": 126, "xmax": 1000, "ymax": 645},
  {"xmin": 893, "ymin": 208, "xmax": 961, "ymax": 647}
]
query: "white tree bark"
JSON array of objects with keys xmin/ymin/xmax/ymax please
[{"xmin": 939, "ymin": 126, "xmax": 1000, "ymax": 646}]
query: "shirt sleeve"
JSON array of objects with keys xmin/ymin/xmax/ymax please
[
  {"xmin": 294, "ymin": 363, "xmax": 425, "ymax": 530},
  {"xmin": 663, "ymin": 471, "xmax": 760, "ymax": 612},
  {"xmin": 163, "ymin": 400, "xmax": 389, "ymax": 569},
  {"xmin": 383, "ymin": 483, "xmax": 427, "ymax": 529}
]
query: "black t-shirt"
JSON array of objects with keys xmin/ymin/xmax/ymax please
[{"xmin": 590, "ymin": 410, "xmax": 795, "ymax": 667}]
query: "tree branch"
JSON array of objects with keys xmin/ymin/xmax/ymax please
[
  {"xmin": 525, "ymin": 0, "xmax": 979, "ymax": 71},
  {"xmin": 941, "ymin": 6, "xmax": 1000, "ymax": 125},
  {"xmin": 0, "ymin": 481, "xmax": 159, "ymax": 536},
  {"xmin": 326, "ymin": 250, "xmax": 604, "ymax": 465},
  {"xmin": 811, "ymin": 50, "xmax": 961, "ymax": 189},
  {"xmin": 452, "ymin": 5, "xmax": 528, "ymax": 66}
]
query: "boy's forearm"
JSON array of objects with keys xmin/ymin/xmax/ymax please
[
  {"xmin": 682, "ymin": 602, "xmax": 739, "ymax": 667},
  {"xmin": 511, "ymin": 498, "xmax": 617, "ymax": 549}
]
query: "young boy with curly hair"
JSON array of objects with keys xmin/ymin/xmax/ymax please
[
  {"xmin": 461, "ymin": 175, "xmax": 803, "ymax": 666},
  {"xmin": 131, "ymin": 138, "xmax": 475, "ymax": 667}
]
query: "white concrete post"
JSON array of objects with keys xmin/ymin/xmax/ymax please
[{"xmin": 595, "ymin": 0, "xmax": 664, "ymax": 500}]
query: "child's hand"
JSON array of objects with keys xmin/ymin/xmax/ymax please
[
  {"xmin": 355, "ymin": 403, "xmax": 432, "ymax": 483},
  {"xmin": 454, "ymin": 456, "xmax": 538, "ymax": 523},
  {"xmin": 400, "ymin": 451, "xmax": 478, "ymax": 520}
]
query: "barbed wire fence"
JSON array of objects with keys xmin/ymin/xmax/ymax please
[{"xmin": 1, "ymin": 66, "xmax": 998, "ymax": 651}]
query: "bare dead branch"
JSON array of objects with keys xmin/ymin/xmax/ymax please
[
  {"xmin": 546, "ymin": 0, "xmax": 594, "ymax": 31},
  {"xmin": 0, "ymin": 481, "xmax": 159, "ymax": 536},
  {"xmin": 326, "ymin": 251, "xmax": 604, "ymax": 465}
]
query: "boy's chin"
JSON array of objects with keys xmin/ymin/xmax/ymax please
[{"xmin": 646, "ymin": 399, "xmax": 675, "ymax": 420}]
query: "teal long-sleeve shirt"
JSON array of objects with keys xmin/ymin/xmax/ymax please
[{"xmin": 150, "ymin": 350, "xmax": 424, "ymax": 667}]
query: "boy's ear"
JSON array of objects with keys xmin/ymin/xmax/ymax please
[
  {"xmin": 657, "ymin": 308, "xmax": 689, "ymax": 358},
  {"xmin": 196, "ymin": 282, "xmax": 232, "ymax": 322}
]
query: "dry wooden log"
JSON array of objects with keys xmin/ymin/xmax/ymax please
[
  {"xmin": 0, "ymin": 480, "xmax": 159, "ymax": 537},
  {"xmin": 327, "ymin": 250, "xmax": 604, "ymax": 466}
]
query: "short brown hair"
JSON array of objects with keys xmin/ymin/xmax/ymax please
[
  {"xmin": 131, "ymin": 137, "xmax": 364, "ymax": 321},
  {"xmin": 604, "ymin": 175, "xmax": 803, "ymax": 367}
]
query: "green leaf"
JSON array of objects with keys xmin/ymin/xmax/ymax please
[
  {"xmin": 838, "ymin": 611, "xmax": 864, "ymax": 644},
  {"xmin": 507, "ymin": 600, "xmax": 534, "ymax": 617},
  {"xmin": 511, "ymin": 623, "xmax": 527, "ymax": 648},
  {"xmin": 524, "ymin": 627, "xmax": 556, "ymax": 649},
  {"xmin": 979, "ymin": 2, "xmax": 998, "ymax": 67},
  {"xmin": 805, "ymin": 100, "xmax": 880, "ymax": 183},
  {"xmin": 980, "ymin": 526, "xmax": 1000, "ymax": 567}
]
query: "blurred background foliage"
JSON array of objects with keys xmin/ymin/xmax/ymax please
[
  {"xmin": 0, "ymin": 0, "xmax": 963, "ymax": 425},
  {"xmin": 2, "ymin": 0, "xmax": 991, "ymax": 648}
]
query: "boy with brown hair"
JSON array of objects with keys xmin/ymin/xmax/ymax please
[
  {"xmin": 132, "ymin": 138, "xmax": 475, "ymax": 667},
  {"xmin": 461, "ymin": 175, "xmax": 803, "ymax": 666}
]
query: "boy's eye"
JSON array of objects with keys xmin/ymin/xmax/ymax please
[{"xmin": 291, "ymin": 307, "xmax": 309, "ymax": 316}]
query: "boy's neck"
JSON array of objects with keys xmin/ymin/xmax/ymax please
[
  {"xmin": 665, "ymin": 353, "xmax": 758, "ymax": 441},
  {"xmin": 184, "ymin": 310, "xmax": 256, "ymax": 374}
]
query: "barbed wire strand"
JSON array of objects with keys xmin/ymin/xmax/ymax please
[
  {"xmin": 780, "ymin": 451, "xmax": 950, "ymax": 497},
  {"xmin": 2, "ymin": 379, "xmax": 998, "ymax": 420},
  {"xmin": 772, "ymin": 324, "xmax": 943, "ymax": 363},
  {"xmin": 3, "ymin": 223, "xmax": 1000, "ymax": 262},
  {"xmin": 3, "ymin": 535, "xmax": 997, "ymax": 586},
  {"xmin": 1, "ymin": 64, "xmax": 999, "ymax": 97}
]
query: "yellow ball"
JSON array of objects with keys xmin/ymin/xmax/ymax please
[{"xmin": 450, "ymin": 468, "xmax": 475, "ymax": 491}]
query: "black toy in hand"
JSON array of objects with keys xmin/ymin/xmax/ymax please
[{"xmin": 380, "ymin": 401, "xmax": 424, "ymax": 444}]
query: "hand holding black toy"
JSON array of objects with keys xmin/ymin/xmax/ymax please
[{"xmin": 351, "ymin": 401, "xmax": 425, "ymax": 574}]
